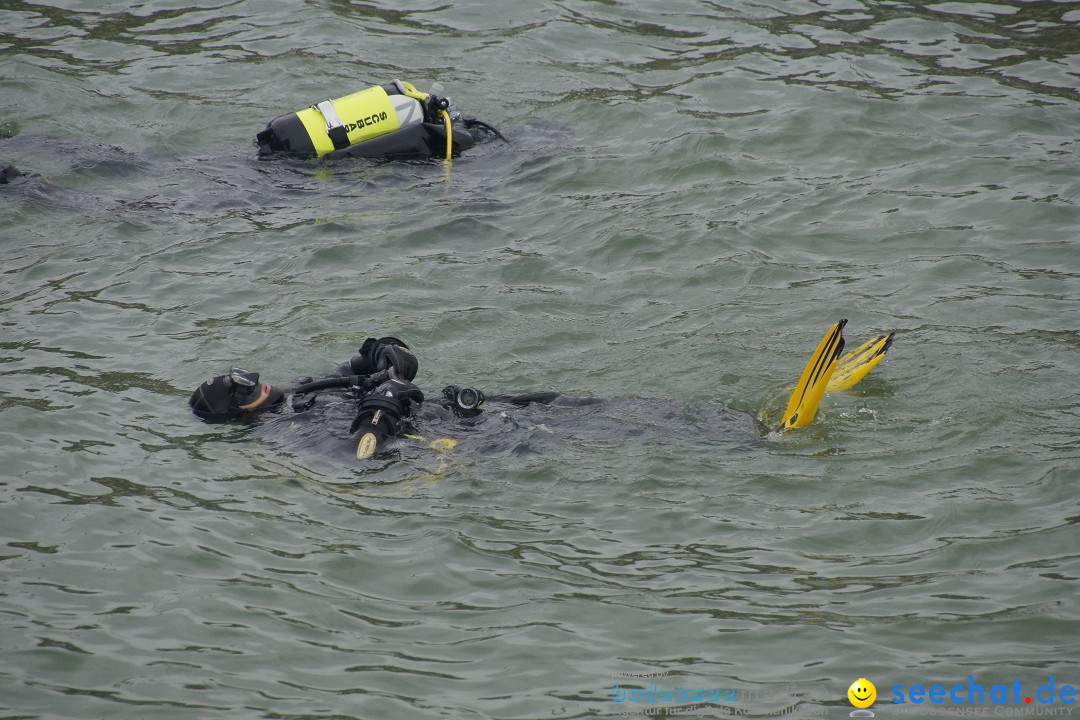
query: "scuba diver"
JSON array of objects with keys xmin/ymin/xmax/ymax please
[
  {"xmin": 255, "ymin": 79, "xmax": 508, "ymax": 162},
  {"xmin": 1, "ymin": 79, "xmax": 504, "ymax": 192},
  {"xmin": 188, "ymin": 321, "xmax": 894, "ymax": 460}
]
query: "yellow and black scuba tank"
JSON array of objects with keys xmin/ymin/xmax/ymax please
[{"xmin": 255, "ymin": 80, "xmax": 506, "ymax": 161}]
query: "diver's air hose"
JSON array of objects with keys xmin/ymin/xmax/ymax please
[{"xmin": 289, "ymin": 369, "xmax": 393, "ymax": 396}]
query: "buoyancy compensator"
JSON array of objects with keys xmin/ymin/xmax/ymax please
[{"xmin": 254, "ymin": 80, "xmax": 506, "ymax": 161}]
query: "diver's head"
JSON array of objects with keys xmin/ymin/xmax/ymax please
[
  {"xmin": 189, "ymin": 367, "xmax": 285, "ymax": 421},
  {"xmin": 442, "ymin": 385, "xmax": 485, "ymax": 418}
]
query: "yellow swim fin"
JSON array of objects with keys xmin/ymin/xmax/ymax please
[
  {"xmin": 778, "ymin": 319, "xmax": 847, "ymax": 431},
  {"xmin": 827, "ymin": 332, "xmax": 895, "ymax": 392}
]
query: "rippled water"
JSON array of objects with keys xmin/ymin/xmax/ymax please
[{"xmin": 2, "ymin": 1, "xmax": 1079, "ymax": 718}]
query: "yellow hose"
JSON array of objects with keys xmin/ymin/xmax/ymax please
[{"xmin": 438, "ymin": 109, "xmax": 452, "ymax": 162}]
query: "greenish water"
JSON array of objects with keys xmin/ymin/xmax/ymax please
[{"xmin": 1, "ymin": 1, "xmax": 1079, "ymax": 718}]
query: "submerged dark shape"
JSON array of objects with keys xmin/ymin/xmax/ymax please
[
  {"xmin": 0, "ymin": 134, "xmax": 167, "ymax": 214},
  {"xmin": 254, "ymin": 80, "xmax": 507, "ymax": 161}
]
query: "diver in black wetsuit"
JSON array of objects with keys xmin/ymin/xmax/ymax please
[
  {"xmin": 190, "ymin": 334, "xmax": 708, "ymax": 459},
  {"xmin": 189, "ymin": 323, "xmax": 894, "ymax": 460}
]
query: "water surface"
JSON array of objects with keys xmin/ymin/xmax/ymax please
[{"xmin": 1, "ymin": 1, "xmax": 1079, "ymax": 718}]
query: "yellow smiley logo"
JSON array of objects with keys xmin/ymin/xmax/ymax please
[{"xmin": 847, "ymin": 678, "xmax": 876, "ymax": 708}]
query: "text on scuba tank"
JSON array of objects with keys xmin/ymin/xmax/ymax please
[{"xmin": 346, "ymin": 111, "xmax": 388, "ymax": 133}]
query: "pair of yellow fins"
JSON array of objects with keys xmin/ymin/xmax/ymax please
[{"xmin": 778, "ymin": 319, "xmax": 894, "ymax": 431}]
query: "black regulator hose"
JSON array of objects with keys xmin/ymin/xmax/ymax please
[{"xmin": 289, "ymin": 369, "xmax": 393, "ymax": 396}]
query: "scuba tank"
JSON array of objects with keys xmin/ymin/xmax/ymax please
[{"xmin": 255, "ymin": 80, "xmax": 505, "ymax": 161}]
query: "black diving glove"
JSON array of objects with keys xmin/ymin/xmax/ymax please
[
  {"xmin": 350, "ymin": 379, "xmax": 425, "ymax": 458},
  {"xmin": 336, "ymin": 337, "xmax": 418, "ymax": 381}
]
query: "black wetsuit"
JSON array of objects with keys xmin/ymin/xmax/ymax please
[{"xmin": 255, "ymin": 384, "xmax": 761, "ymax": 463}]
